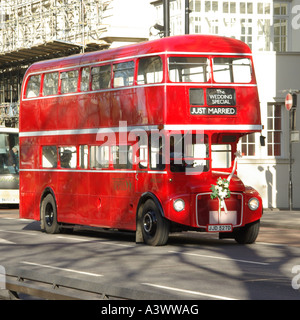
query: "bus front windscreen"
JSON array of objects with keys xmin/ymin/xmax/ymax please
[
  {"xmin": 170, "ymin": 134, "xmax": 209, "ymax": 173},
  {"xmin": 212, "ymin": 57, "xmax": 252, "ymax": 83}
]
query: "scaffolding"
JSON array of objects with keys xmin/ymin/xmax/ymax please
[
  {"xmin": 0, "ymin": 0, "xmax": 113, "ymax": 120},
  {"xmin": 0, "ymin": 0, "xmax": 113, "ymax": 54}
]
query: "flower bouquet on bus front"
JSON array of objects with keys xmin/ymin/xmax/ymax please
[{"xmin": 210, "ymin": 177, "xmax": 231, "ymax": 214}]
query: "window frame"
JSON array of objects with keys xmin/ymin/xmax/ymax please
[
  {"xmin": 137, "ymin": 56, "xmax": 163, "ymax": 85},
  {"xmin": 90, "ymin": 145, "xmax": 110, "ymax": 169},
  {"xmin": 168, "ymin": 56, "xmax": 210, "ymax": 83},
  {"xmin": 58, "ymin": 146, "xmax": 77, "ymax": 169},
  {"xmin": 42, "ymin": 71, "xmax": 59, "ymax": 96},
  {"xmin": 241, "ymin": 133, "xmax": 256, "ymax": 157},
  {"xmin": 60, "ymin": 69, "xmax": 79, "ymax": 94},
  {"xmin": 113, "ymin": 60, "xmax": 135, "ymax": 88},
  {"xmin": 41, "ymin": 145, "xmax": 58, "ymax": 168},
  {"xmin": 212, "ymin": 57, "xmax": 253, "ymax": 83},
  {"xmin": 80, "ymin": 67, "xmax": 91, "ymax": 92},
  {"xmin": 267, "ymin": 103, "xmax": 282, "ymax": 157},
  {"xmin": 25, "ymin": 74, "xmax": 41, "ymax": 98},
  {"xmin": 91, "ymin": 64, "xmax": 112, "ymax": 90}
]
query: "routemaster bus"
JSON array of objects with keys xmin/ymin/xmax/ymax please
[{"xmin": 19, "ymin": 35, "xmax": 263, "ymax": 245}]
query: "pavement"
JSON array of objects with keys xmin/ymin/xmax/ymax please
[{"xmin": 261, "ymin": 209, "xmax": 300, "ymax": 230}]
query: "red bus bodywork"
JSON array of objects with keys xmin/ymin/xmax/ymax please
[{"xmin": 19, "ymin": 35, "xmax": 263, "ymax": 245}]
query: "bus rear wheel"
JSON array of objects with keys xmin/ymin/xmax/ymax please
[
  {"xmin": 141, "ymin": 199, "xmax": 169, "ymax": 246},
  {"xmin": 41, "ymin": 194, "xmax": 60, "ymax": 234},
  {"xmin": 234, "ymin": 220, "xmax": 260, "ymax": 244}
]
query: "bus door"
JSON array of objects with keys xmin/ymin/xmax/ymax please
[
  {"xmin": 109, "ymin": 143, "xmax": 135, "ymax": 229},
  {"xmin": 134, "ymin": 132, "xmax": 148, "ymax": 194},
  {"xmin": 135, "ymin": 132, "xmax": 166, "ymax": 199},
  {"xmin": 56, "ymin": 146, "xmax": 78, "ymax": 224}
]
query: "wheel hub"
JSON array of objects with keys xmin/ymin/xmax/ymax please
[
  {"xmin": 143, "ymin": 211, "xmax": 157, "ymax": 235},
  {"xmin": 45, "ymin": 203, "xmax": 54, "ymax": 227}
]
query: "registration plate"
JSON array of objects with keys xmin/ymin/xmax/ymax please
[{"xmin": 207, "ymin": 224, "xmax": 232, "ymax": 232}]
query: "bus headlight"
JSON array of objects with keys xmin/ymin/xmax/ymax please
[
  {"xmin": 173, "ymin": 199, "xmax": 185, "ymax": 212},
  {"xmin": 248, "ymin": 198, "xmax": 259, "ymax": 211}
]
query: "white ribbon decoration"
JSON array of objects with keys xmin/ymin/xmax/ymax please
[
  {"xmin": 228, "ymin": 150, "xmax": 242, "ymax": 182},
  {"xmin": 218, "ymin": 151, "xmax": 242, "ymax": 218}
]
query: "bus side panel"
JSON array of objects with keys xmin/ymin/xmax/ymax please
[
  {"xmin": 19, "ymin": 100, "xmax": 40, "ymax": 132},
  {"xmin": 136, "ymin": 86, "xmax": 165, "ymax": 125},
  {"xmin": 40, "ymin": 98, "xmax": 58, "ymax": 131},
  {"xmin": 88, "ymin": 171, "xmax": 111, "ymax": 227},
  {"xmin": 56, "ymin": 172, "xmax": 78, "ymax": 224},
  {"xmin": 109, "ymin": 172, "xmax": 135, "ymax": 230},
  {"xmin": 57, "ymin": 96, "xmax": 78, "ymax": 130},
  {"xmin": 85, "ymin": 92, "xmax": 111, "ymax": 129},
  {"xmin": 19, "ymin": 174, "xmax": 37, "ymax": 220},
  {"xmin": 236, "ymin": 87, "xmax": 261, "ymax": 125},
  {"xmin": 76, "ymin": 171, "xmax": 90, "ymax": 225},
  {"xmin": 19, "ymin": 138, "xmax": 39, "ymax": 220},
  {"xmin": 111, "ymin": 88, "xmax": 136, "ymax": 126}
]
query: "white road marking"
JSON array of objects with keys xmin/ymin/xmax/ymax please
[
  {"xmin": 256, "ymin": 242, "xmax": 286, "ymax": 247},
  {"xmin": 21, "ymin": 261, "xmax": 103, "ymax": 277},
  {"xmin": 142, "ymin": 283, "xmax": 237, "ymax": 300},
  {"xmin": 0, "ymin": 238, "xmax": 15, "ymax": 245},
  {"xmin": 0, "ymin": 217, "xmax": 31, "ymax": 222},
  {"xmin": 56, "ymin": 236, "xmax": 92, "ymax": 242},
  {"xmin": 169, "ymin": 251, "xmax": 269, "ymax": 266},
  {"xmin": 56, "ymin": 236, "xmax": 134, "ymax": 247},
  {"xmin": 0, "ymin": 229, "xmax": 37, "ymax": 236}
]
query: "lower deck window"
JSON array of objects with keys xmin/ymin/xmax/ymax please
[
  {"xmin": 42, "ymin": 146, "xmax": 57, "ymax": 168},
  {"xmin": 112, "ymin": 145, "xmax": 133, "ymax": 169},
  {"xmin": 79, "ymin": 145, "xmax": 88, "ymax": 169},
  {"xmin": 90, "ymin": 145, "xmax": 109, "ymax": 169},
  {"xmin": 59, "ymin": 146, "xmax": 77, "ymax": 168}
]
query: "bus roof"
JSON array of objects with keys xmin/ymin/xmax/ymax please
[{"xmin": 25, "ymin": 35, "xmax": 252, "ymax": 74}]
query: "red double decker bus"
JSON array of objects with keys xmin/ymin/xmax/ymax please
[{"xmin": 19, "ymin": 35, "xmax": 263, "ymax": 245}]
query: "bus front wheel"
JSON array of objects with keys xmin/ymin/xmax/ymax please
[
  {"xmin": 41, "ymin": 194, "xmax": 60, "ymax": 234},
  {"xmin": 234, "ymin": 220, "xmax": 260, "ymax": 244},
  {"xmin": 141, "ymin": 199, "xmax": 169, "ymax": 246}
]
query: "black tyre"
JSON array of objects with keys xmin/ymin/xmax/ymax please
[
  {"xmin": 41, "ymin": 194, "xmax": 60, "ymax": 234},
  {"xmin": 141, "ymin": 199, "xmax": 170, "ymax": 246},
  {"xmin": 234, "ymin": 220, "xmax": 260, "ymax": 244}
]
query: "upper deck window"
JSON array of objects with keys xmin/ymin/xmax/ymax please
[
  {"xmin": 91, "ymin": 65, "xmax": 111, "ymax": 90},
  {"xmin": 61, "ymin": 70, "xmax": 79, "ymax": 94},
  {"xmin": 213, "ymin": 57, "xmax": 252, "ymax": 83},
  {"xmin": 168, "ymin": 57, "xmax": 209, "ymax": 83},
  {"xmin": 137, "ymin": 56, "xmax": 163, "ymax": 84},
  {"xmin": 43, "ymin": 72, "xmax": 59, "ymax": 96},
  {"xmin": 26, "ymin": 75, "xmax": 41, "ymax": 98},
  {"xmin": 113, "ymin": 61, "xmax": 134, "ymax": 87},
  {"xmin": 81, "ymin": 67, "xmax": 90, "ymax": 92}
]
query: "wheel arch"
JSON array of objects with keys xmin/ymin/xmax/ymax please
[{"xmin": 135, "ymin": 192, "xmax": 164, "ymax": 243}]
